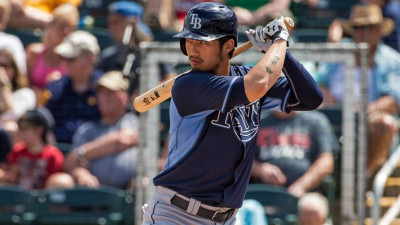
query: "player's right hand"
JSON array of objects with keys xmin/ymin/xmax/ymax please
[
  {"xmin": 245, "ymin": 29, "xmax": 273, "ymax": 53},
  {"xmin": 258, "ymin": 17, "xmax": 290, "ymax": 43}
]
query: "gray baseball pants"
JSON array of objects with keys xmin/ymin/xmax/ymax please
[{"xmin": 141, "ymin": 186, "xmax": 240, "ymax": 225}]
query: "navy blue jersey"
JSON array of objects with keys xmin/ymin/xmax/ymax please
[{"xmin": 153, "ymin": 65, "xmax": 295, "ymax": 208}]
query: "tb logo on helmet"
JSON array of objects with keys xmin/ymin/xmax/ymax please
[{"xmin": 190, "ymin": 14, "xmax": 202, "ymax": 29}]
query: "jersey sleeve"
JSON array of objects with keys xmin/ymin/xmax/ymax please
[
  {"xmin": 281, "ymin": 51, "xmax": 323, "ymax": 111},
  {"xmin": 172, "ymin": 72, "xmax": 249, "ymax": 116},
  {"xmin": 260, "ymin": 76, "xmax": 292, "ymax": 112}
]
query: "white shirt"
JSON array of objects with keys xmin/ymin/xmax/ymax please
[{"xmin": 0, "ymin": 32, "xmax": 27, "ymax": 75}]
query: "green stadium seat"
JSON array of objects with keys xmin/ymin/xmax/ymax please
[
  {"xmin": 33, "ymin": 185, "xmax": 128, "ymax": 225},
  {"xmin": 55, "ymin": 142, "xmax": 72, "ymax": 156},
  {"xmin": 292, "ymin": 0, "xmax": 357, "ymax": 29},
  {"xmin": 244, "ymin": 184, "xmax": 299, "ymax": 225},
  {"xmin": 120, "ymin": 190, "xmax": 135, "ymax": 225},
  {"xmin": 293, "ymin": 28, "xmax": 328, "ymax": 43},
  {"xmin": 0, "ymin": 185, "xmax": 36, "ymax": 225},
  {"xmin": 83, "ymin": 27, "xmax": 115, "ymax": 50},
  {"xmin": 4, "ymin": 29, "xmax": 42, "ymax": 47},
  {"xmin": 79, "ymin": 0, "xmax": 124, "ymax": 28}
]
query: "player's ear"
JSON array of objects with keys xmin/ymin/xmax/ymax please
[{"xmin": 224, "ymin": 39, "xmax": 235, "ymax": 53}]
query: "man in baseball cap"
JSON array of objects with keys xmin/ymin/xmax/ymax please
[
  {"xmin": 45, "ymin": 30, "xmax": 103, "ymax": 145},
  {"xmin": 108, "ymin": 1, "xmax": 152, "ymax": 38},
  {"xmin": 64, "ymin": 70, "xmax": 139, "ymax": 189},
  {"xmin": 98, "ymin": 0, "xmax": 158, "ymax": 98},
  {"xmin": 96, "ymin": 70, "xmax": 129, "ymax": 92}
]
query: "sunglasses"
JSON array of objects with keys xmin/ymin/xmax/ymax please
[{"xmin": 353, "ymin": 24, "xmax": 379, "ymax": 30}]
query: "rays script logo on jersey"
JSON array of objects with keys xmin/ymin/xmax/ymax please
[
  {"xmin": 211, "ymin": 101, "xmax": 260, "ymax": 142},
  {"xmin": 189, "ymin": 14, "xmax": 201, "ymax": 29}
]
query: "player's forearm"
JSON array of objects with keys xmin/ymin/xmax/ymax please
[{"xmin": 244, "ymin": 40, "xmax": 287, "ymax": 102}]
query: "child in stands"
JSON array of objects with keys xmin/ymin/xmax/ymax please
[{"xmin": 6, "ymin": 108, "xmax": 64, "ymax": 189}]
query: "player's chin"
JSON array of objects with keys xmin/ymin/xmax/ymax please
[{"xmin": 190, "ymin": 64, "xmax": 203, "ymax": 72}]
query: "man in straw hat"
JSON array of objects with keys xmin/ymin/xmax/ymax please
[
  {"xmin": 327, "ymin": 0, "xmax": 400, "ymax": 52},
  {"xmin": 316, "ymin": 4, "xmax": 400, "ymax": 179}
]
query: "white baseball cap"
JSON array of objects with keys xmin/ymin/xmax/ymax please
[{"xmin": 55, "ymin": 30, "xmax": 100, "ymax": 59}]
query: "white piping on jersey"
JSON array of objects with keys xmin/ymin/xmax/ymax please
[
  {"xmin": 282, "ymin": 89, "xmax": 292, "ymax": 111},
  {"xmin": 282, "ymin": 67, "xmax": 300, "ymax": 108},
  {"xmin": 221, "ymin": 76, "xmax": 240, "ymax": 113}
]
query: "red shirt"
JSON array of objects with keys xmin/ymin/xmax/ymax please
[{"xmin": 7, "ymin": 143, "xmax": 64, "ymax": 189}]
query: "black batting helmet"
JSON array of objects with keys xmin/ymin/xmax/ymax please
[{"xmin": 173, "ymin": 2, "xmax": 238, "ymax": 56}]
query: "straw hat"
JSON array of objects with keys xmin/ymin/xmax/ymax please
[{"xmin": 342, "ymin": 4, "xmax": 394, "ymax": 37}]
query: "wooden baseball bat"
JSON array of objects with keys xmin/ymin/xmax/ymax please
[{"xmin": 133, "ymin": 17, "xmax": 294, "ymax": 113}]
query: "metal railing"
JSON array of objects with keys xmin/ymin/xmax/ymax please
[{"xmin": 371, "ymin": 145, "xmax": 400, "ymax": 225}]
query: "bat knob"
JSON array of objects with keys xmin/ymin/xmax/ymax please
[{"xmin": 284, "ymin": 17, "xmax": 295, "ymax": 31}]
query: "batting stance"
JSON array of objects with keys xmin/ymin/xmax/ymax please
[{"xmin": 141, "ymin": 2, "xmax": 322, "ymax": 225}]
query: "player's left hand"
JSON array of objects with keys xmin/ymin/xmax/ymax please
[
  {"xmin": 245, "ymin": 29, "xmax": 273, "ymax": 53},
  {"xmin": 262, "ymin": 16, "xmax": 290, "ymax": 43}
]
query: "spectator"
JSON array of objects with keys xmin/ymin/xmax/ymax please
[
  {"xmin": 98, "ymin": 1, "xmax": 165, "ymax": 99},
  {"xmin": 44, "ymin": 30, "xmax": 102, "ymax": 145},
  {"xmin": 7, "ymin": 1, "xmax": 81, "ymax": 29},
  {"xmin": 63, "ymin": 71, "xmax": 138, "ymax": 190},
  {"xmin": 327, "ymin": 0, "xmax": 400, "ymax": 52},
  {"xmin": 0, "ymin": 1, "xmax": 27, "ymax": 75},
  {"xmin": 6, "ymin": 108, "xmax": 64, "ymax": 189},
  {"xmin": 251, "ymin": 111, "xmax": 338, "ymax": 225},
  {"xmin": 25, "ymin": 4, "xmax": 79, "ymax": 102},
  {"xmin": 316, "ymin": 4, "xmax": 400, "ymax": 177},
  {"xmin": 0, "ymin": 49, "xmax": 36, "ymax": 142}
]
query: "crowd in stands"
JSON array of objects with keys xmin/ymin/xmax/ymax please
[{"xmin": 0, "ymin": 0, "xmax": 400, "ymax": 225}]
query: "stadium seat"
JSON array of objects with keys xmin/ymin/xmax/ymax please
[
  {"xmin": 317, "ymin": 106, "xmax": 343, "ymax": 141},
  {"xmin": 292, "ymin": 0, "xmax": 357, "ymax": 29},
  {"xmin": 292, "ymin": 28, "xmax": 328, "ymax": 43},
  {"xmin": 0, "ymin": 185, "xmax": 36, "ymax": 225},
  {"xmin": 79, "ymin": 0, "xmax": 120, "ymax": 28},
  {"xmin": 33, "ymin": 185, "xmax": 128, "ymax": 225},
  {"xmin": 244, "ymin": 184, "xmax": 299, "ymax": 225},
  {"xmin": 4, "ymin": 29, "xmax": 42, "ymax": 47},
  {"xmin": 120, "ymin": 189, "xmax": 135, "ymax": 225},
  {"xmin": 55, "ymin": 142, "xmax": 72, "ymax": 155},
  {"xmin": 84, "ymin": 27, "xmax": 115, "ymax": 50}
]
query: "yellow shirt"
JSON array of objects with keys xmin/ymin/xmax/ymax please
[{"xmin": 25, "ymin": 0, "xmax": 82, "ymax": 13}]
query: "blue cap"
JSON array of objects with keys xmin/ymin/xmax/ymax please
[{"xmin": 109, "ymin": 1, "xmax": 152, "ymax": 35}]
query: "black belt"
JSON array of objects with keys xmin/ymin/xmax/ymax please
[{"xmin": 170, "ymin": 195, "xmax": 235, "ymax": 223}]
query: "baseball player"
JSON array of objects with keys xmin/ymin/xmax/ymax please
[{"xmin": 141, "ymin": 2, "xmax": 323, "ymax": 225}]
